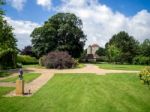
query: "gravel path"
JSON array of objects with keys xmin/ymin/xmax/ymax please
[{"xmin": 2, "ymin": 64, "xmax": 139, "ymax": 97}]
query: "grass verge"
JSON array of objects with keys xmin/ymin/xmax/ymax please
[
  {"xmin": 0, "ymin": 73, "xmax": 41, "ymax": 83},
  {"xmin": 96, "ymin": 63, "xmax": 148, "ymax": 71}
]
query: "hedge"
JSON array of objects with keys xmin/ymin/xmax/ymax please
[
  {"xmin": 0, "ymin": 49, "xmax": 17, "ymax": 69},
  {"xmin": 17, "ymin": 55, "xmax": 38, "ymax": 65},
  {"xmin": 133, "ymin": 56, "xmax": 150, "ymax": 65}
]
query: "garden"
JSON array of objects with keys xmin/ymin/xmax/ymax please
[{"xmin": 0, "ymin": 1, "xmax": 150, "ymax": 112}]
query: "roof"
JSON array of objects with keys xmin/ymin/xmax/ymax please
[{"xmin": 91, "ymin": 44, "xmax": 99, "ymax": 47}]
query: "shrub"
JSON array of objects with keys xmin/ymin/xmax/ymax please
[
  {"xmin": 139, "ymin": 67, "xmax": 150, "ymax": 87},
  {"xmin": 0, "ymin": 49, "xmax": 17, "ymax": 69},
  {"xmin": 41, "ymin": 51, "xmax": 76, "ymax": 69},
  {"xmin": 17, "ymin": 55, "xmax": 38, "ymax": 65},
  {"xmin": 133, "ymin": 56, "xmax": 150, "ymax": 65},
  {"xmin": 96, "ymin": 56, "xmax": 108, "ymax": 62},
  {"xmin": 39, "ymin": 55, "xmax": 46, "ymax": 66}
]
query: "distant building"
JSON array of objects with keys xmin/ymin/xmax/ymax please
[{"xmin": 86, "ymin": 44, "xmax": 100, "ymax": 62}]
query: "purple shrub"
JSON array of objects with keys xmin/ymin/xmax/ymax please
[{"xmin": 41, "ymin": 51, "xmax": 76, "ymax": 69}]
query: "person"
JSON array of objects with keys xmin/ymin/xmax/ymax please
[{"xmin": 18, "ymin": 68, "xmax": 23, "ymax": 80}]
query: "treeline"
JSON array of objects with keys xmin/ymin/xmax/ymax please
[
  {"xmin": 96, "ymin": 31, "xmax": 150, "ymax": 65},
  {"xmin": 0, "ymin": 1, "xmax": 38, "ymax": 69}
]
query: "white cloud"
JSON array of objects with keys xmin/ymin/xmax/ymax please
[
  {"xmin": 4, "ymin": 0, "xmax": 150, "ymax": 49},
  {"xmin": 7, "ymin": 0, "xmax": 26, "ymax": 11},
  {"xmin": 37, "ymin": 0, "xmax": 52, "ymax": 10},
  {"xmin": 4, "ymin": 16, "xmax": 40, "ymax": 49},
  {"xmin": 57, "ymin": 0, "xmax": 150, "ymax": 47}
]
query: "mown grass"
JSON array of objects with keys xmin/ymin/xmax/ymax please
[
  {"xmin": 0, "ymin": 87, "xmax": 14, "ymax": 96},
  {"xmin": 0, "ymin": 73, "xmax": 150, "ymax": 112},
  {"xmin": 96, "ymin": 63, "xmax": 149, "ymax": 71},
  {"xmin": 0, "ymin": 73, "xmax": 41, "ymax": 83}
]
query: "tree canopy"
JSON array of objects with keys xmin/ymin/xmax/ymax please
[
  {"xmin": 0, "ymin": 0, "xmax": 17, "ymax": 51},
  {"xmin": 140, "ymin": 39, "xmax": 150, "ymax": 57},
  {"xmin": 96, "ymin": 47, "xmax": 106, "ymax": 56},
  {"xmin": 106, "ymin": 31, "xmax": 139, "ymax": 64},
  {"xmin": 0, "ymin": 0, "xmax": 17, "ymax": 69},
  {"xmin": 31, "ymin": 13, "xmax": 86, "ymax": 58}
]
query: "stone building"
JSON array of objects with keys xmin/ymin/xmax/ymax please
[{"xmin": 86, "ymin": 44, "xmax": 100, "ymax": 62}]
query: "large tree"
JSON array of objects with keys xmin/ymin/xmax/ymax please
[
  {"xmin": 106, "ymin": 31, "xmax": 139, "ymax": 64},
  {"xmin": 140, "ymin": 39, "xmax": 150, "ymax": 57},
  {"xmin": 0, "ymin": 0, "xmax": 17, "ymax": 51},
  {"xmin": 0, "ymin": 0, "xmax": 17, "ymax": 69},
  {"xmin": 31, "ymin": 13, "xmax": 86, "ymax": 58},
  {"xmin": 107, "ymin": 44, "xmax": 121, "ymax": 63},
  {"xmin": 96, "ymin": 47, "xmax": 106, "ymax": 56},
  {"xmin": 21, "ymin": 45, "xmax": 36, "ymax": 57}
]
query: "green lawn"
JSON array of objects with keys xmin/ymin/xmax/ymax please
[
  {"xmin": 0, "ymin": 73, "xmax": 41, "ymax": 83},
  {"xmin": 0, "ymin": 71, "xmax": 11, "ymax": 77},
  {"xmin": 0, "ymin": 73, "xmax": 150, "ymax": 112},
  {"xmin": 0, "ymin": 87, "xmax": 14, "ymax": 96},
  {"xmin": 96, "ymin": 63, "xmax": 149, "ymax": 71}
]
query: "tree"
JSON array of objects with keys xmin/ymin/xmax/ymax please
[
  {"xmin": 140, "ymin": 39, "xmax": 150, "ymax": 57},
  {"xmin": 21, "ymin": 46, "xmax": 36, "ymax": 57},
  {"xmin": 96, "ymin": 47, "xmax": 106, "ymax": 56},
  {"xmin": 0, "ymin": 0, "xmax": 17, "ymax": 69},
  {"xmin": 0, "ymin": 0, "xmax": 17, "ymax": 51},
  {"xmin": 107, "ymin": 44, "xmax": 121, "ymax": 63},
  {"xmin": 106, "ymin": 31, "xmax": 139, "ymax": 64},
  {"xmin": 31, "ymin": 13, "xmax": 86, "ymax": 58}
]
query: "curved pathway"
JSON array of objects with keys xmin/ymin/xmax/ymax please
[{"xmin": 2, "ymin": 64, "xmax": 139, "ymax": 97}]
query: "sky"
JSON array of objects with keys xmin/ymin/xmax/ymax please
[{"xmin": 2, "ymin": 0, "xmax": 150, "ymax": 49}]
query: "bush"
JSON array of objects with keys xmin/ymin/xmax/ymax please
[
  {"xmin": 39, "ymin": 55, "xmax": 46, "ymax": 66},
  {"xmin": 0, "ymin": 49, "xmax": 17, "ymax": 69},
  {"xmin": 139, "ymin": 67, "xmax": 150, "ymax": 87},
  {"xmin": 40, "ymin": 51, "xmax": 76, "ymax": 69},
  {"xmin": 96, "ymin": 56, "xmax": 108, "ymax": 62},
  {"xmin": 133, "ymin": 56, "xmax": 150, "ymax": 65},
  {"xmin": 17, "ymin": 55, "xmax": 38, "ymax": 65}
]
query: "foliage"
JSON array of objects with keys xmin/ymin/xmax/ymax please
[
  {"xmin": 139, "ymin": 67, "xmax": 150, "ymax": 87},
  {"xmin": 133, "ymin": 56, "xmax": 150, "ymax": 65},
  {"xmin": 39, "ymin": 55, "xmax": 46, "ymax": 66},
  {"xmin": 40, "ymin": 51, "xmax": 76, "ymax": 69},
  {"xmin": 140, "ymin": 39, "xmax": 150, "ymax": 57},
  {"xmin": 79, "ymin": 49, "xmax": 87, "ymax": 62},
  {"xmin": 0, "ymin": 71, "xmax": 10, "ymax": 77},
  {"xmin": 0, "ymin": 0, "xmax": 17, "ymax": 69},
  {"xmin": 106, "ymin": 44, "xmax": 121, "ymax": 63},
  {"xmin": 31, "ymin": 13, "xmax": 86, "ymax": 58},
  {"xmin": 0, "ymin": 49, "xmax": 17, "ymax": 69},
  {"xmin": 106, "ymin": 31, "xmax": 139, "ymax": 64},
  {"xmin": 96, "ymin": 47, "xmax": 106, "ymax": 56},
  {"xmin": 21, "ymin": 46, "xmax": 36, "ymax": 57},
  {"xmin": 96, "ymin": 56, "xmax": 108, "ymax": 62},
  {"xmin": 0, "ymin": 0, "xmax": 17, "ymax": 50},
  {"xmin": 17, "ymin": 55, "xmax": 38, "ymax": 65}
]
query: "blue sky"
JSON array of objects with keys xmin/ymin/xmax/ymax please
[
  {"xmin": 3, "ymin": 0, "xmax": 150, "ymax": 49},
  {"xmin": 4, "ymin": 0, "xmax": 150, "ymax": 23}
]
